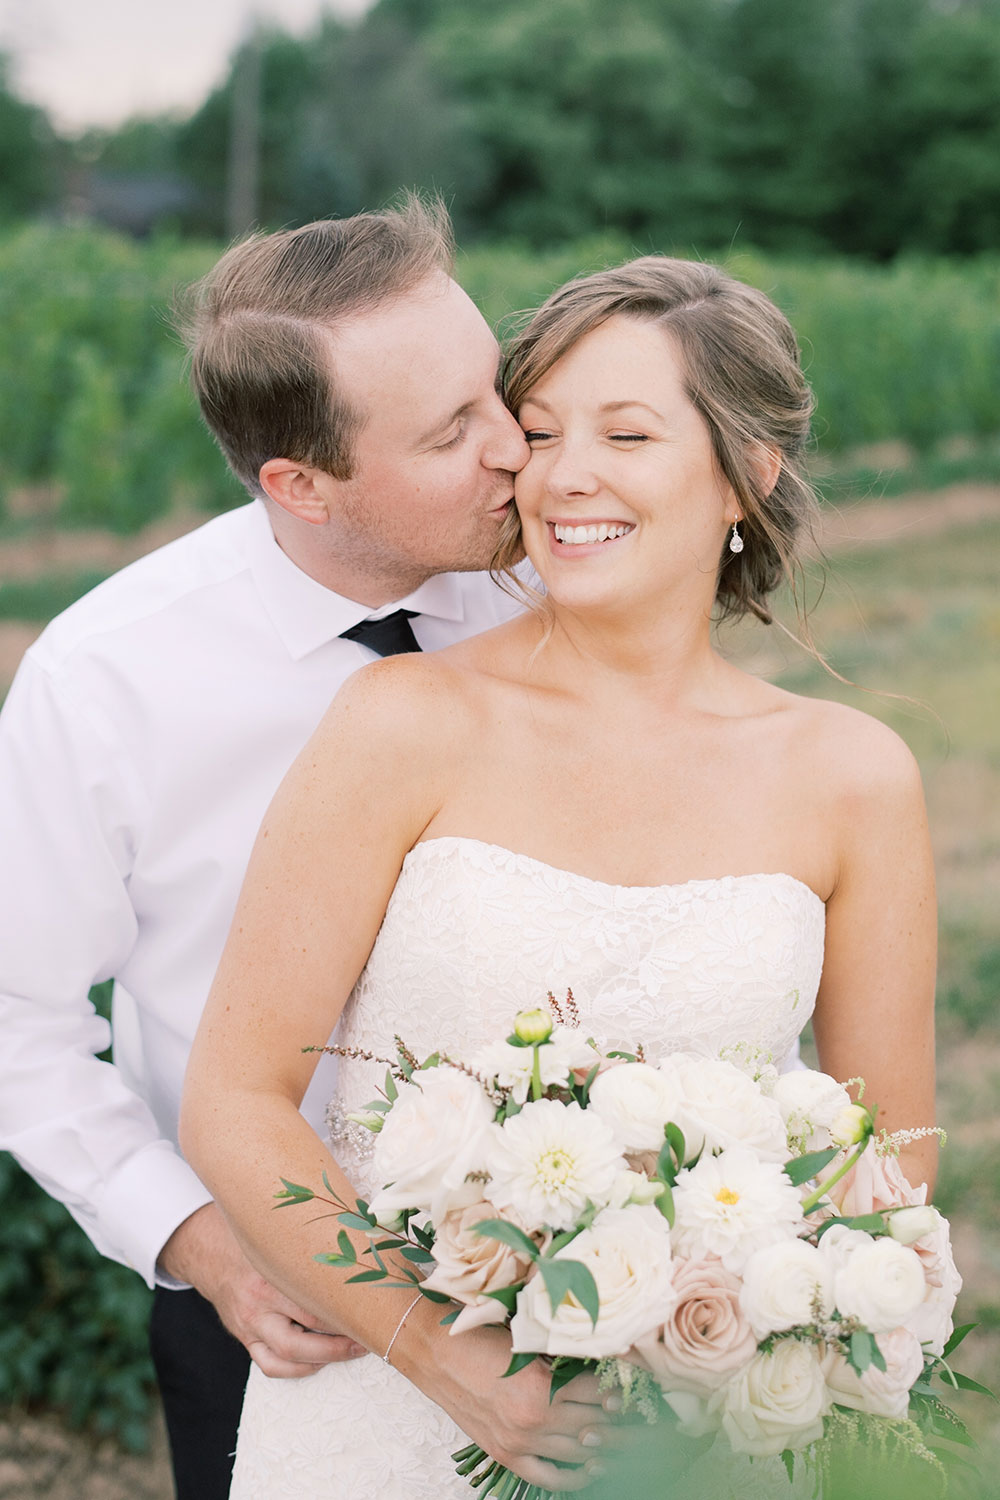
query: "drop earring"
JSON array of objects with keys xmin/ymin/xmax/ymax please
[{"xmin": 729, "ymin": 518, "xmax": 744, "ymax": 554}]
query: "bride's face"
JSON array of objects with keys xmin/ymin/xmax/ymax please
[{"xmin": 513, "ymin": 316, "xmax": 737, "ymax": 619}]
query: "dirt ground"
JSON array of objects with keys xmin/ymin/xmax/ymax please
[
  {"xmin": 0, "ymin": 1411, "xmax": 173, "ymax": 1500},
  {"xmin": 1, "ymin": 482, "xmax": 998, "ymax": 1496}
]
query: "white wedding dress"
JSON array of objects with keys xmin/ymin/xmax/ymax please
[{"xmin": 230, "ymin": 836, "xmax": 825, "ymax": 1499}]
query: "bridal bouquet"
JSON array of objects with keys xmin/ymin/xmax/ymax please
[{"xmin": 280, "ymin": 997, "xmax": 977, "ymax": 1498}]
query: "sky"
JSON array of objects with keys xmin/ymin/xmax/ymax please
[{"xmin": 1, "ymin": 0, "xmax": 372, "ymax": 133}]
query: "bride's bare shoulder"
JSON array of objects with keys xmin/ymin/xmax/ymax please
[
  {"xmin": 315, "ymin": 622, "xmax": 523, "ymax": 757},
  {"xmin": 775, "ymin": 686, "xmax": 925, "ymax": 806}
]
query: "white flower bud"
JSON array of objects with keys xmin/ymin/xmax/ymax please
[
  {"xmin": 513, "ymin": 1008, "xmax": 553, "ymax": 1044},
  {"xmin": 887, "ymin": 1205, "xmax": 942, "ymax": 1245},
  {"xmin": 345, "ymin": 1109, "xmax": 385, "ymax": 1133},
  {"xmin": 830, "ymin": 1104, "xmax": 874, "ymax": 1147}
]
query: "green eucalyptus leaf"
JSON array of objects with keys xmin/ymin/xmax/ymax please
[
  {"xmin": 538, "ymin": 1258, "xmax": 600, "ymax": 1329},
  {"xmin": 783, "ymin": 1147, "xmax": 839, "ymax": 1186},
  {"xmin": 473, "ymin": 1219, "xmax": 539, "ymax": 1260},
  {"xmin": 942, "ymin": 1323, "xmax": 977, "ymax": 1358},
  {"xmin": 664, "ymin": 1122, "xmax": 686, "ymax": 1168}
]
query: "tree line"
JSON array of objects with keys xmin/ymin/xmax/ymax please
[{"xmin": 3, "ymin": 0, "xmax": 1000, "ymax": 256}]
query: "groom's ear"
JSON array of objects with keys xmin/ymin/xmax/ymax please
[{"xmin": 258, "ymin": 457, "xmax": 334, "ymax": 526}]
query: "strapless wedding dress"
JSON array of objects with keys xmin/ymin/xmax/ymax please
[{"xmin": 230, "ymin": 837, "xmax": 825, "ymax": 1499}]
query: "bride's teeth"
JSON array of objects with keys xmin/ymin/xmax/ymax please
[{"xmin": 552, "ymin": 522, "xmax": 632, "ymax": 543}]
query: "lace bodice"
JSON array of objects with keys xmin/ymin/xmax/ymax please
[
  {"xmin": 231, "ymin": 836, "xmax": 826, "ymax": 1500},
  {"xmin": 328, "ymin": 837, "xmax": 825, "ymax": 1191}
]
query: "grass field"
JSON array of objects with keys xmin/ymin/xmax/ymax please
[{"xmin": 721, "ymin": 498, "xmax": 1000, "ymax": 1453}]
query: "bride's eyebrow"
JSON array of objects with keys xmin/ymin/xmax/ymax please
[{"xmin": 599, "ymin": 400, "xmax": 666, "ymax": 420}]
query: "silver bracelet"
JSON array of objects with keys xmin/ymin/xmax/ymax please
[{"xmin": 382, "ymin": 1293, "xmax": 423, "ymax": 1366}]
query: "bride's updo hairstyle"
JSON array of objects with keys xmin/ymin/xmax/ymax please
[{"xmin": 498, "ymin": 256, "xmax": 819, "ymax": 626}]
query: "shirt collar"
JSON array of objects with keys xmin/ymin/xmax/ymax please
[{"xmin": 245, "ymin": 500, "xmax": 468, "ymax": 660}]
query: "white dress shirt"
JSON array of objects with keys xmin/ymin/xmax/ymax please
[{"xmin": 0, "ymin": 501, "xmax": 520, "ymax": 1287}]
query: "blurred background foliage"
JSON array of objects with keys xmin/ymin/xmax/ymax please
[
  {"xmin": 0, "ymin": 0, "xmax": 998, "ymax": 1462},
  {"xmin": 2, "ymin": 0, "xmax": 1000, "ymax": 253}
]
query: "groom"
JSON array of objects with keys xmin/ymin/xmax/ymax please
[{"xmin": 0, "ymin": 198, "xmax": 560, "ymax": 1499}]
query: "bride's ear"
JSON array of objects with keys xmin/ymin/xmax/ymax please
[
  {"xmin": 750, "ymin": 442, "xmax": 782, "ymax": 500},
  {"xmin": 258, "ymin": 458, "xmax": 333, "ymax": 526}
]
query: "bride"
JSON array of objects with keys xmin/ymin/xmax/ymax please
[{"xmin": 181, "ymin": 255, "xmax": 937, "ymax": 1498}]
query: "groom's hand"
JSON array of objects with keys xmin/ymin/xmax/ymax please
[{"xmin": 158, "ymin": 1202, "xmax": 368, "ymax": 1378}]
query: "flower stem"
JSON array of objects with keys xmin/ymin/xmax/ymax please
[
  {"xmin": 800, "ymin": 1140, "xmax": 867, "ymax": 1216},
  {"xmin": 531, "ymin": 1044, "xmax": 544, "ymax": 1102}
]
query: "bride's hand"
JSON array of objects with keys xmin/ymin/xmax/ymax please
[
  {"xmin": 159, "ymin": 1203, "xmax": 368, "ymax": 1377},
  {"xmin": 392, "ymin": 1307, "xmax": 622, "ymax": 1489}
]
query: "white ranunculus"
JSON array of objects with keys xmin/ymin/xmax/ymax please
[
  {"xmin": 368, "ymin": 1067, "xmax": 495, "ymax": 1225},
  {"xmin": 740, "ymin": 1240, "xmax": 835, "ymax": 1339},
  {"xmin": 671, "ymin": 1147, "xmax": 805, "ymax": 1274},
  {"xmin": 509, "ymin": 1205, "xmax": 677, "ymax": 1358},
  {"xmin": 823, "ymin": 1328, "xmax": 925, "ymax": 1421},
  {"xmin": 474, "ymin": 1029, "xmax": 596, "ymax": 1104},
  {"xmin": 485, "ymin": 1098, "xmax": 625, "ymax": 1232},
  {"xmin": 658, "ymin": 1054, "xmax": 789, "ymax": 1163},
  {"xmin": 587, "ymin": 1062, "xmax": 684, "ymax": 1153},
  {"xmin": 834, "ymin": 1236, "xmax": 926, "ymax": 1333},
  {"xmin": 771, "ymin": 1069, "xmax": 853, "ymax": 1154},
  {"xmin": 716, "ymin": 1340, "xmax": 831, "ymax": 1457},
  {"xmin": 816, "ymin": 1223, "xmax": 876, "ymax": 1279}
]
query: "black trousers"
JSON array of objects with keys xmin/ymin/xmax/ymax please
[{"xmin": 150, "ymin": 1286, "xmax": 251, "ymax": 1500}]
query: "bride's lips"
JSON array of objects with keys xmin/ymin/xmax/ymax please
[{"xmin": 545, "ymin": 520, "xmax": 635, "ymax": 557}]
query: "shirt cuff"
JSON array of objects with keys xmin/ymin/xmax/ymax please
[{"xmin": 97, "ymin": 1143, "xmax": 214, "ymax": 1289}]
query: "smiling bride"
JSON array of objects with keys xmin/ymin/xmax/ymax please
[{"xmin": 181, "ymin": 255, "xmax": 937, "ymax": 1498}]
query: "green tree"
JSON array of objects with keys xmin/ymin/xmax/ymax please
[{"xmin": 0, "ymin": 55, "xmax": 57, "ymax": 220}]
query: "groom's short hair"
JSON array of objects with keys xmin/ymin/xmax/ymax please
[{"xmin": 179, "ymin": 194, "xmax": 454, "ymax": 495}]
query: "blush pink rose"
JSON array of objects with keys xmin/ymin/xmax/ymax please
[
  {"xmin": 633, "ymin": 1255, "xmax": 758, "ymax": 1395},
  {"xmin": 823, "ymin": 1141, "xmax": 923, "ymax": 1217},
  {"xmin": 421, "ymin": 1197, "xmax": 535, "ymax": 1335}
]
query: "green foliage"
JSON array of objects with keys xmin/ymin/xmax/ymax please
[
  {"xmin": 0, "ymin": 223, "xmax": 243, "ymax": 528},
  {"xmin": 63, "ymin": 0, "xmax": 1000, "ymax": 259},
  {"xmin": 0, "ymin": 985, "xmax": 155, "ymax": 1450},
  {"xmin": 0, "ymin": 223, "xmax": 996, "ymax": 530},
  {"xmin": 0, "ymin": 569, "xmax": 111, "ymax": 621}
]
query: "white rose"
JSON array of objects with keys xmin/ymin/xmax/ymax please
[
  {"xmin": 510, "ymin": 1205, "xmax": 678, "ymax": 1358},
  {"xmin": 771, "ymin": 1070, "xmax": 852, "ymax": 1154},
  {"xmin": 474, "ymin": 1028, "xmax": 596, "ymax": 1104},
  {"xmin": 834, "ymin": 1237, "xmax": 926, "ymax": 1333},
  {"xmin": 823, "ymin": 1328, "xmax": 925, "ymax": 1421},
  {"xmin": 368, "ymin": 1067, "xmax": 495, "ymax": 1225},
  {"xmin": 588, "ymin": 1062, "xmax": 684, "ymax": 1153},
  {"xmin": 740, "ymin": 1240, "xmax": 834, "ymax": 1339},
  {"xmin": 659, "ymin": 1054, "xmax": 789, "ymax": 1163},
  {"xmin": 716, "ymin": 1340, "xmax": 830, "ymax": 1457}
]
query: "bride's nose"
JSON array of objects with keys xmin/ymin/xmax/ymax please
[{"xmin": 544, "ymin": 439, "xmax": 601, "ymax": 499}]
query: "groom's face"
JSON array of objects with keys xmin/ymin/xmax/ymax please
[{"xmin": 321, "ymin": 274, "xmax": 529, "ymax": 591}]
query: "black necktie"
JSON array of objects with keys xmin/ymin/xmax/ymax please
[{"xmin": 339, "ymin": 609, "xmax": 422, "ymax": 657}]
